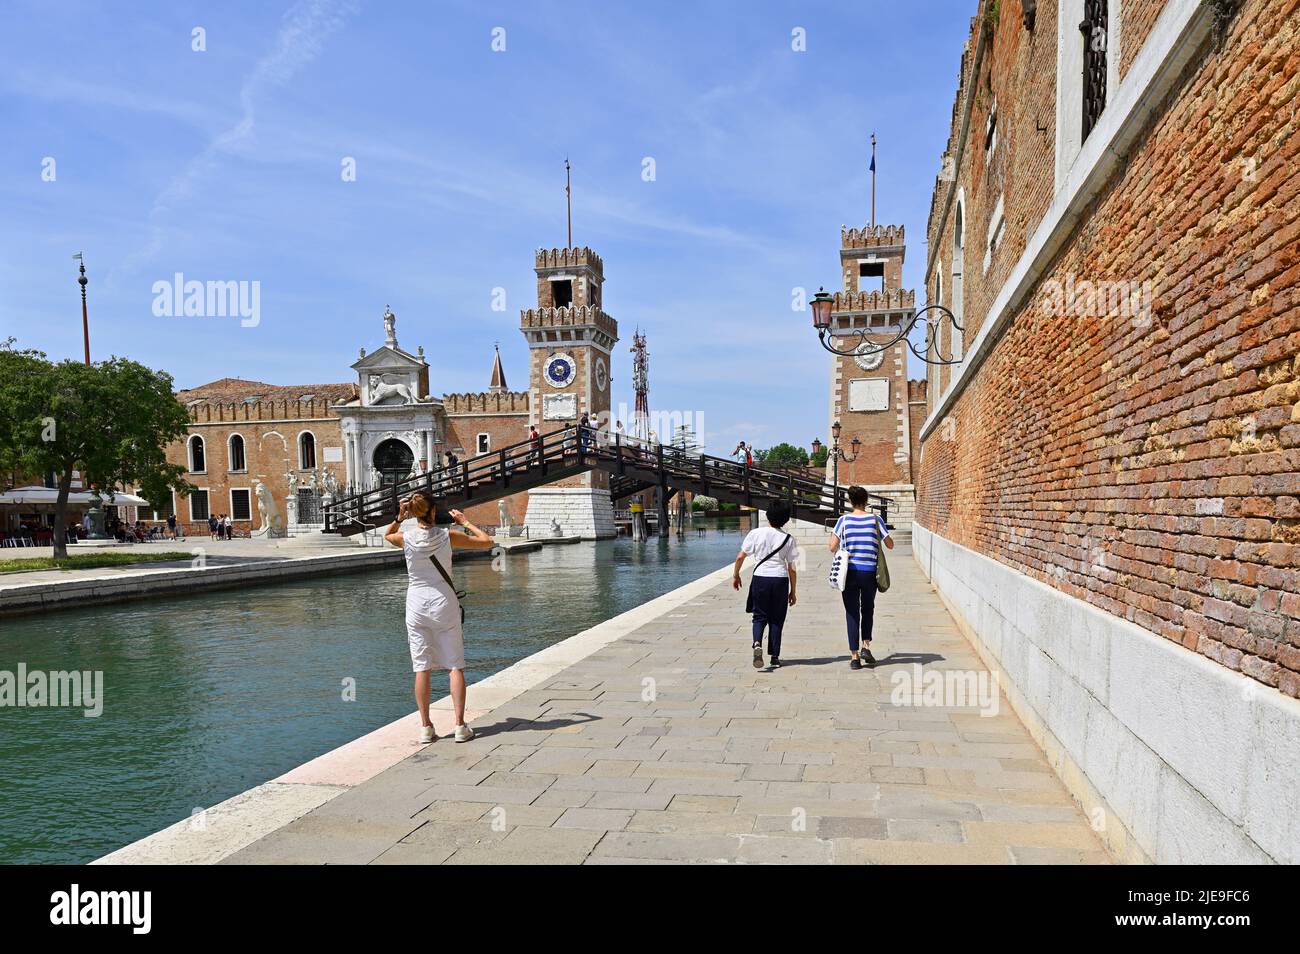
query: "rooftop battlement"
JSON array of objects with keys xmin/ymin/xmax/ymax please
[
  {"xmin": 520, "ymin": 305, "xmax": 618, "ymax": 337},
  {"xmin": 441, "ymin": 391, "xmax": 530, "ymax": 415},
  {"xmin": 535, "ymin": 246, "xmax": 604, "ymax": 275},
  {"xmin": 841, "ymin": 224, "xmax": 906, "ymax": 250},
  {"xmin": 831, "ymin": 288, "xmax": 916, "ymax": 313}
]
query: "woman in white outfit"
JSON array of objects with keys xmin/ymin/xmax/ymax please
[{"xmin": 384, "ymin": 491, "xmax": 494, "ymax": 743}]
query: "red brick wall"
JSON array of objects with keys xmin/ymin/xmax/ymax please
[
  {"xmin": 442, "ymin": 412, "xmax": 531, "ymax": 526},
  {"xmin": 917, "ymin": 0, "xmax": 1300, "ymax": 696}
]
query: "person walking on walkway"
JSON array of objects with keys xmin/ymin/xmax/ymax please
[
  {"xmin": 830, "ymin": 485, "xmax": 894, "ymax": 669},
  {"xmin": 384, "ymin": 491, "xmax": 494, "ymax": 744},
  {"xmin": 732, "ymin": 500, "xmax": 800, "ymax": 669}
]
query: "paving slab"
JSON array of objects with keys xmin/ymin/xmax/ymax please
[{"xmin": 206, "ymin": 541, "xmax": 1109, "ymax": 865}]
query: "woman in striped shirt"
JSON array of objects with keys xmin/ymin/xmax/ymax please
[{"xmin": 829, "ymin": 485, "xmax": 894, "ymax": 669}]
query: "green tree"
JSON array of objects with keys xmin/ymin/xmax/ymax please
[
  {"xmin": 810, "ymin": 446, "xmax": 829, "ymax": 468},
  {"xmin": 754, "ymin": 442, "xmax": 810, "ymax": 470},
  {"xmin": 0, "ymin": 349, "xmax": 193, "ymax": 557}
]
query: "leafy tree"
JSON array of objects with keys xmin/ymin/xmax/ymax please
[
  {"xmin": 0, "ymin": 349, "xmax": 193, "ymax": 557},
  {"xmin": 810, "ymin": 446, "xmax": 829, "ymax": 468},
  {"xmin": 754, "ymin": 442, "xmax": 810, "ymax": 470}
]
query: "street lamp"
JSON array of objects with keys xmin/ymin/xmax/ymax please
[
  {"xmin": 807, "ymin": 285, "xmax": 965, "ymax": 365},
  {"xmin": 815, "ymin": 423, "xmax": 861, "ymax": 516}
]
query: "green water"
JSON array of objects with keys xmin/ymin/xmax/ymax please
[{"xmin": 0, "ymin": 523, "xmax": 750, "ymax": 864}]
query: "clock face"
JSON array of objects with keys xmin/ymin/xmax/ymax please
[
  {"xmin": 594, "ymin": 358, "xmax": 608, "ymax": 392},
  {"xmin": 854, "ymin": 342, "xmax": 885, "ymax": 372},
  {"xmin": 545, "ymin": 353, "xmax": 576, "ymax": 389}
]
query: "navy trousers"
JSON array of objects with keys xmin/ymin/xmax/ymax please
[
  {"xmin": 750, "ymin": 575, "xmax": 789, "ymax": 657},
  {"xmin": 842, "ymin": 567, "xmax": 878, "ymax": 652}
]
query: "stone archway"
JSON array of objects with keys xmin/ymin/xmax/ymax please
[{"xmin": 373, "ymin": 438, "xmax": 414, "ymax": 487}]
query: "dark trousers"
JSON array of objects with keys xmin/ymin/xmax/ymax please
[
  {"xmin": 842, "ymin": 567, "xmax": 878, "ymax": 652},
  {"xmin": 750, "ymin": 575, "xmax": 789, "ymax": 657}
]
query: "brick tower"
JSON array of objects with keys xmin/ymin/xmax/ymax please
[
  {"xmin": 520, "ymin": 246, "xmax": 618, "ymax": 538},
  {"xmin": 825, "ymin": 224, "xmax": 918, "ymax": 526}
]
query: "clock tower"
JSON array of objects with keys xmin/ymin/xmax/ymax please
[
  {"xmin": 825, "ymin": 224, "xmax": 919, "ymax": 527},
  {"xmin": 520, "ymin": 246, "xmax": 618, "ymax": 539}
]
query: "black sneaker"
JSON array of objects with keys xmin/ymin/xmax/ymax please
[
  {"xmin": 769, "ymin": 656, "xmax": 781, "ymax": 669},
  {"xmin": 862, "ymin": 648, "xmax": 877, "ymax": 668},
  {"xmin": 752, "ymin": 644, "xmax": 764, "ymax": 669},
  {"xmin": 850, "ymin": 656, "xmax": 863, "ymax": 670}
]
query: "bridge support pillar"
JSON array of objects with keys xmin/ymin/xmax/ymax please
[{"xmin": 523, "ymin": 487, "xmax": 616, "ymax": 540}]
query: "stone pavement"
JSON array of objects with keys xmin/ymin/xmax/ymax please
[{"xmin": 224, "ymin": 541, "xmax": 1111, "ymax": 864}]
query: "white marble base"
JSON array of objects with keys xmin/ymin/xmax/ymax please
[{"xmin": 524, "ymin": 487, "xmax": 616, "ymax": 540}]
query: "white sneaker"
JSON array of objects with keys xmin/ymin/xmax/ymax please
[
  {"xmin": 419, "ymin": 725, "xmax": 436, "ymax": 744},
  {"xmin": 454, "ymin": 723, "xmax": 475, "ymax": 743}
]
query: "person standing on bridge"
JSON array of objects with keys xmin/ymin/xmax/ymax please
[
  {"xmin": 384, "ymin": 490, "xmax": 494, "ymax": 744},
  {"xmin": 829, "ymin": 485, "xmax": 894, "ymax": 669},
  {"xmin": 733, "ymin": 500, "xmax": 800, "ymax": 669}
]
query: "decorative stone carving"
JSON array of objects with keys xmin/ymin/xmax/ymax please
[
  {"xmin": 854, "ymin": 343, "xmax": 886, "ymax": 372},
  {"xmin": 368, "ymin": 374, "xmax": 419, "ymax": 405},
  {"xmin": 543, "ymin": 393, "xmax": 577, "ymax": 420}
]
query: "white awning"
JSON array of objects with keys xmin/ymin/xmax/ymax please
[{"xmin": 0, "ymin": 486, "xmax": 150, "ymax": 507}]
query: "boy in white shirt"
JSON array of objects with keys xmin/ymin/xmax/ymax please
[{"xmin": 732, "ymin": 501, "xmax": 800, "ymax": 669}]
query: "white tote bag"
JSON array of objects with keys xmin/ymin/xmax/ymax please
[{"xmin": 827, "ymin": 548, "xmax": 849, "ymax": 592}]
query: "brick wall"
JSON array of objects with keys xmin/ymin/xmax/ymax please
[
  {"xmin": 917, "ymin": 0, "xmax": 1300, "ymax": 696},
  {"xmin": 441, "ymin": 412, "xmax": 531, "ymax": 526}
]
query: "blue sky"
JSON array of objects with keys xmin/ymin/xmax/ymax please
[{"xmin": 0, "ymin": 0, "xmax": 973, "ymax": 453}]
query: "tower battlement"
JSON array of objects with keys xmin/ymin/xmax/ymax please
[
  {"xmin": 535, "ymin": 246, "xmax": 604, "ymax": 276},
  {"xmin": 830, "ymin": 288, "xmax": 916, "ymax": 313},
  {"xmin": 841, "ymin": 224, "xmax": 906, "ymax": 250}
]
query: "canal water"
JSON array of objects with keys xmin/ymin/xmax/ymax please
[{"xmin": 0, "ymin": 521, "xmax": 752, "ymax": 864}]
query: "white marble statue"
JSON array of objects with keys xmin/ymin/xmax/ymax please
[
  {"xmin": 286, "ymin": 472, "xmax": 298, "ymax": 494},
  {"xmin": 498, "ymin": 499, "xmax": 511, "ymax": 529},
  {"xmin": 252, "ymin": 480, "xmax": 286, "ymax": 537},
  {"xmin": 323, "ymin": 470, "xmax": 338, "ymax": 495}
]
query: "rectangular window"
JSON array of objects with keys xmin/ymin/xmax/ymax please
[
  {"xmin": 189, "ymin": 490, "xmax": 210, "ymax": 521},
  {"xmin": 230, "ymin": 489, "xmax": 251, "ymax": 521},
  {"xmin": 858, "ymin": 261, "xmax": 885, "ymax": 293},
  {"xmin": 477, "ymin": 433, "xmax": 491, "ymax": 454},
  {"xmin": 551, "ymin": 279, "xmax": 573, "ymax": 308},
  {"xmin": 985, "ymin": 99, "xmax": 998, "ymax": 157}
]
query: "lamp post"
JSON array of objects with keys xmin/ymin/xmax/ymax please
[
  {"xmin": 814, "ymin": 422, "xmax": 860, "ymax": 516},
  {"xmin": 74, "ymin": 252, "xmax": 90, "ymax": 366},
  {"xmin": 808, "ymin": 285, "xmax": 965, "ymax": 365}
]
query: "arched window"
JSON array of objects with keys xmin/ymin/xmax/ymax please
[
  {"xmin": 298, "ymin": 431, "xmax": 316, "ymax": 470},
  {"xmin": 228, "ymin": 434, "xmax": 246, "ymax": 472},
  {"xmin": 188, "ymin": 435, "xmax": 206, "ymax": 473}
]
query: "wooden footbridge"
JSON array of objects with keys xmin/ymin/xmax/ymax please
[{"xmin": 323, "ymin": 424, "xmax": 889, "ymax": 536}]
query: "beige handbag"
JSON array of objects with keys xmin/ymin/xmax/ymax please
[{"xmin": 875, "ymin": 518, "xmax": 890, "ymax": 593}]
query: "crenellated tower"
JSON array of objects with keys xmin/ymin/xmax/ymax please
[
  {"xmin": 519, "ymin": 245, "xmax": 619, "ymax": 538},
  {"xmin": 825, "ymin": 223, "xmax": 919, "ymax": 527}
]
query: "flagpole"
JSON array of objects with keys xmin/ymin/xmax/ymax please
[
  {"xmin": 565, "ymin": 158, "xmax": 572, "ymax": 249},
  {"xmin": 870, "ymin": 133, "xmax": 877, "ymax": 230}
]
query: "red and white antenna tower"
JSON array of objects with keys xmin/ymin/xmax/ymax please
[{"xmin": 630, "ymin": 330, "xmax": 651, "ymax": 442}]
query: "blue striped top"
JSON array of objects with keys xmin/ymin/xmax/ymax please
[{"xmin": 833, "ymin": 512, "xmax": 889, "ymax": 570}]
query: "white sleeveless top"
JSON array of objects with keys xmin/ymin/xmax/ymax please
[{"xmin": 401, "ymin": 521, "xmax": 455, "ymax": 595}]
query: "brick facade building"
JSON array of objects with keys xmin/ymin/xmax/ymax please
[
  {"xmin": 914, "ymin": 0, "xmax": 1299, "ymax": 862},
  {"xmin": 821, "ymin": 225, "xmax": 924, "ymax": 526},
  {"xmin": 162, "ymin": 243, "xmax": 620, "ymax": 538}
]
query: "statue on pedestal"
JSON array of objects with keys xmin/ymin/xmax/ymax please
[{"xmin": 252, "ymin": 480, "xmax": 286, "ymax": 537}]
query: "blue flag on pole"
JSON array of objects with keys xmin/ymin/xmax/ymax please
[{"xmin": 869, "ymin": 155, "xmax": 876, "ymax": 173}]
